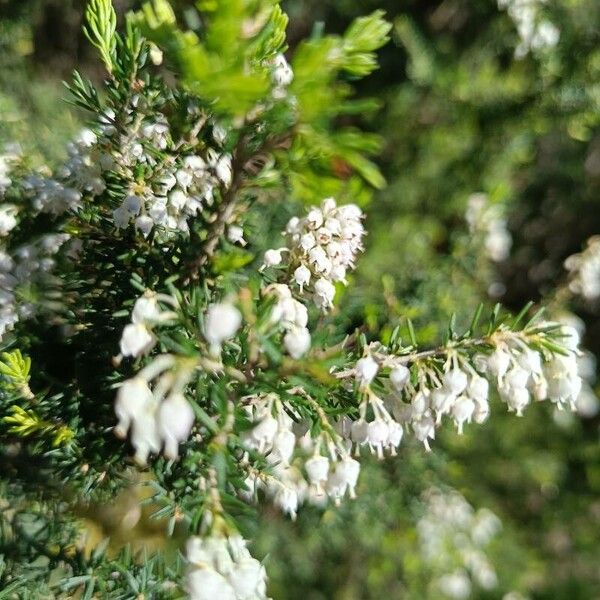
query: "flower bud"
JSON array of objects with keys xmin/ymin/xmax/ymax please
[
  {"xmin": 355, "ymin": 356, "xmax": 378, "ymax": 387},
  {"xmin": 390, "ymin": 365, "xmax": 410, "ymax": 391}
]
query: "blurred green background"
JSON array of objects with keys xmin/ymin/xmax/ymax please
[{"xmin": 1, "ymin": 1, "xmax": 599, "ymax": 598}]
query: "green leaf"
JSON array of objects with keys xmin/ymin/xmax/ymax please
[
  {"xmin": 342, "ymin": 10, "xmax": 392, "ymax": 77},
  {"xmin": 83, "ymin": 0, "xmax": 118, "ymax": 74}
]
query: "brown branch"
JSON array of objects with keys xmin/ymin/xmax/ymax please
[
  {"xmin": 184, "ymin": 136, "xmax": 249, "ymax": 284},
  {"xmin": 183, "ymin": 131, "xmax": 292, "ymax": 284}
]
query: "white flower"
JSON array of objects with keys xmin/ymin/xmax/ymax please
[
  {"xmin": 500, "ymin": 384, "xmax": 530, "ymax": 416},
  {"xmin": 215, "ymin": 155, "xmax": 233, "ymax": 187},
  {"xmin": 0, "ymin": 205, "xmax": 17, "ymax": 236},
  {"xmin": 413, "ymin": 413, "xmax": 435, "ymax": 451},
  {"xmin": 321, "ymin": 197, "xmax": 337, "ymax": 214},
  {"xmin": 313, "ymin": 278, "xmax": 336, "ymax": 310},
  {"xmin": 132, "ymin": 294, "xmax": 162, "ymax": 324},
  {"xmin": 466, "ymin": 193, "xmax": 512, "ymax": 261},
  {"xmin": 431, "ymin": 387, "xmax": 455, "ymax": 423},
  {"xmin": 204, "ymin": 302, "xmax": 242, "ymax": 349},
  {"xmin": 299, "ymin": 232, "xmax": 315, "ymax": 251},
  {"xmin": 467, "ymin": 375, "xmax": 489, "ymax": 403},
  {"xmin": 351, "ymin": 418, "xmax": 368, "ymax": 444},
  {"xmin": 487, "ymin": 348, "xmax": 511, "ymax": 380},
  {"xmin": 123, "ymin": 194, "xmax": 143, "ymax": 215},
  {"xmin": 188, "ymin": 567, "xmax": 237, "ymax": 600},
  {"xmin": 390, "ymin": 365, "xmax": 410, "ymax": 391},
  {"xmin": 120, "ymin": 323, "xmax": 156, "ymax": 357},
  {"xmin": 451, "ymin": 396, "xmax": 475, "ymax": 434},
  {"xmin": 355, "ymin": 355, "xmax": 379, "ymax": 387},
  {"xmin": 114, "ymin": 375, "xmax": 164, "ymax": 464},
  {"xmin": 227, "ymin": 556, "xmax": 267, "ymax": 599},
  {"xmin": 411, "ymin": 389, "xmax": 430, "ymax": 418},
  {"xmin": 443, "ymin": 368, "xmax": 468, "ymax": 395},
  {"xmin": 187, "ymin": 535, "xmax": 268, "ymax": 597},
  {"xmin": 305, "ymin": 455, "xmax": 330, "ymax": 486},
  {"xmin": 286, "ymin": 216, "xmax": 301, "ymax": 235},
  {"xmin": 169, "ymin": 189, "xmax": 188, "ymax": 211},
  {"xmin": 283, "ymin": 326, "xmax": 311, "ymax": 359},
  {"xmin": 243, "ymin": 411, "xmax": 278, "ymax": 454},
  {"xmin": 545, "ymin": 354, "xmax": 582, "ymax": 409},
  {"xmin": 505, "ymin": 366, "xmax": 528, "ymax": 389},
  {"xmin": 316, "ymin": 227, "xmax": 332, "ymax": 245},
  {"xmin": 263, "ymin": 248, "xmax": 285, "ymax": 268},
  {"xmin": 565, "ymin": 236, "xmax": 600, "ymax": 300},
  {"xmin": 327, "ymin": 457, "xmax": 361, "ymax": 501},
  {"xmin": 275, "ymin": 485, "xmax": 299, "ymax": 519},
  {"xmin": 308, "ymin": 246, "xmax": 331, "ymax": 273},
  {"xmin": 272, "ymin": 296, "xmax": 308, "ymax": 329},
  {"xmin": 485, "ymin": 223, "xmax": 512, "ymax": 262},
  {"xmin": 437, "ymin": 570, "xmax": 472, "ymax": 600},
  {"xmin": 533, "ymin": 377, "xmax": 548, "ymax": 401},
  {"xmin": 329, "ymin": 264, "xmax": 347, "ymax": 283},
  {"xmin": 134, "ymin": 215, "xmax": 154, "ymax": 237},
  {"xmin": 272, "ymin": 200, "xmax": 365, "ymax": 310},
  {"xmin": 271, "ymin": 53, "xmax": 294, "ymax": 87},
  {"xmin": 114, "ymin": 377, "xmax": 154, "ymax": 438},
  {"xmin": 306, "ymin": 208, "xmax": 324, "ymax": 229},
  {"xmin": 387, "ymin": 420, "xmax": 404, "ymax": 452},
  {"xmin": 157, "ymin": 393, "xmax": 195, "ymax": 459},
  {"xmin": 130, "ymin": 409, "xmax": 161, "ymax": 465},
  {"xmin": 113, "ymin": 205, "xmax": 132, "ymax": 229},
  {"xmin": 227, "ymin": 225, "xmax": 246, "ymax": 246},
  {"xmin": 293, "ymin": 264, "xmax": 311, "ymax": 291},
  {"xmin": 271, "ymin": 429, "xmax": 295, "ymax": 464},
  {"xmin": 518, "ymin": 348, "xmax": 542, "ymax": 376},
  {"xmin": 367, "ymin": 419, "xmax": 389, "ymax": 457}
]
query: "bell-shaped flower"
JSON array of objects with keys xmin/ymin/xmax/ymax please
[
  {"xmin": 120, "ymin": 322, "xmax": 156, "ymax": 357},
  {"xmin": 158, "ymin": 392, "xmax": 195, "ymax": 459}
]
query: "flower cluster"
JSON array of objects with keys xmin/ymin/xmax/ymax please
[
  {"xmin": 263, "ymin": 197, "xmax": 365, "ymax": 311},
  {"xmin": 23, "ymin": 128, "xmax": 103, "ymax": 215},
  {"xmin": 344, "ymin": 354, "xmax": 406, "ymax": 456},
  {"xmin": 553, "ymin": 313, "xmax": 599, "ymax": 419},
  {"xmin": 498, "ymin": 0, "xmax": 560, "ymax": 58},
  {"xmin": 0, "ymin": 233, "xmax": 73, "ymax": 341},
  {"xmin": 564, "ymin": 236, "xmax": 600, "ymax": 301},
  {"xmin": 418, "ymin": 487, "xmax": 502, "ymax": 599},
  {"xmin": 102, "ymin": 107, "xmax": 232, "ymax": 237},
  {"xmin": 24, "ymin": 173, "xmax": 83, "ymax": 215},
  {"xmin": 186, "ymin": 534, "xmax": 269, "ymax": 600},
  {"xmin": 264, "ymin": 283, "xmax": 311, "ymax": 359},
  {"xmin": 0, "ymin": 204, "xmax": 18, "ymax": 237},
  {"xmin": 114, "ymin": 354, "xmax": 195, "ymax": 463},
  {"xmin": 465, "ymin": 193, "xmax": 512, "ymax": 263},
  {"xmin": 0, "ymin": 144, "xmax": 20, "ymax": 196},
  {"xmin": 342, "ymin": 323, "xmax": 583, "ymax": 451},
  {"xmin": 115, "ymin": 299, "xmax": 242, "ymax": 462},
  {"xmin": 21, "ymin": 99, "xmax": 233, "ymax": 239},
  {"xmin": 240, "ymin": 393, "xmax": 361, "ymax": 518}
]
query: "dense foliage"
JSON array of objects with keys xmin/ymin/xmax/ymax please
[{"xmin": 0, "ymin": 1, "xmax": 598, "ymax": 599}]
